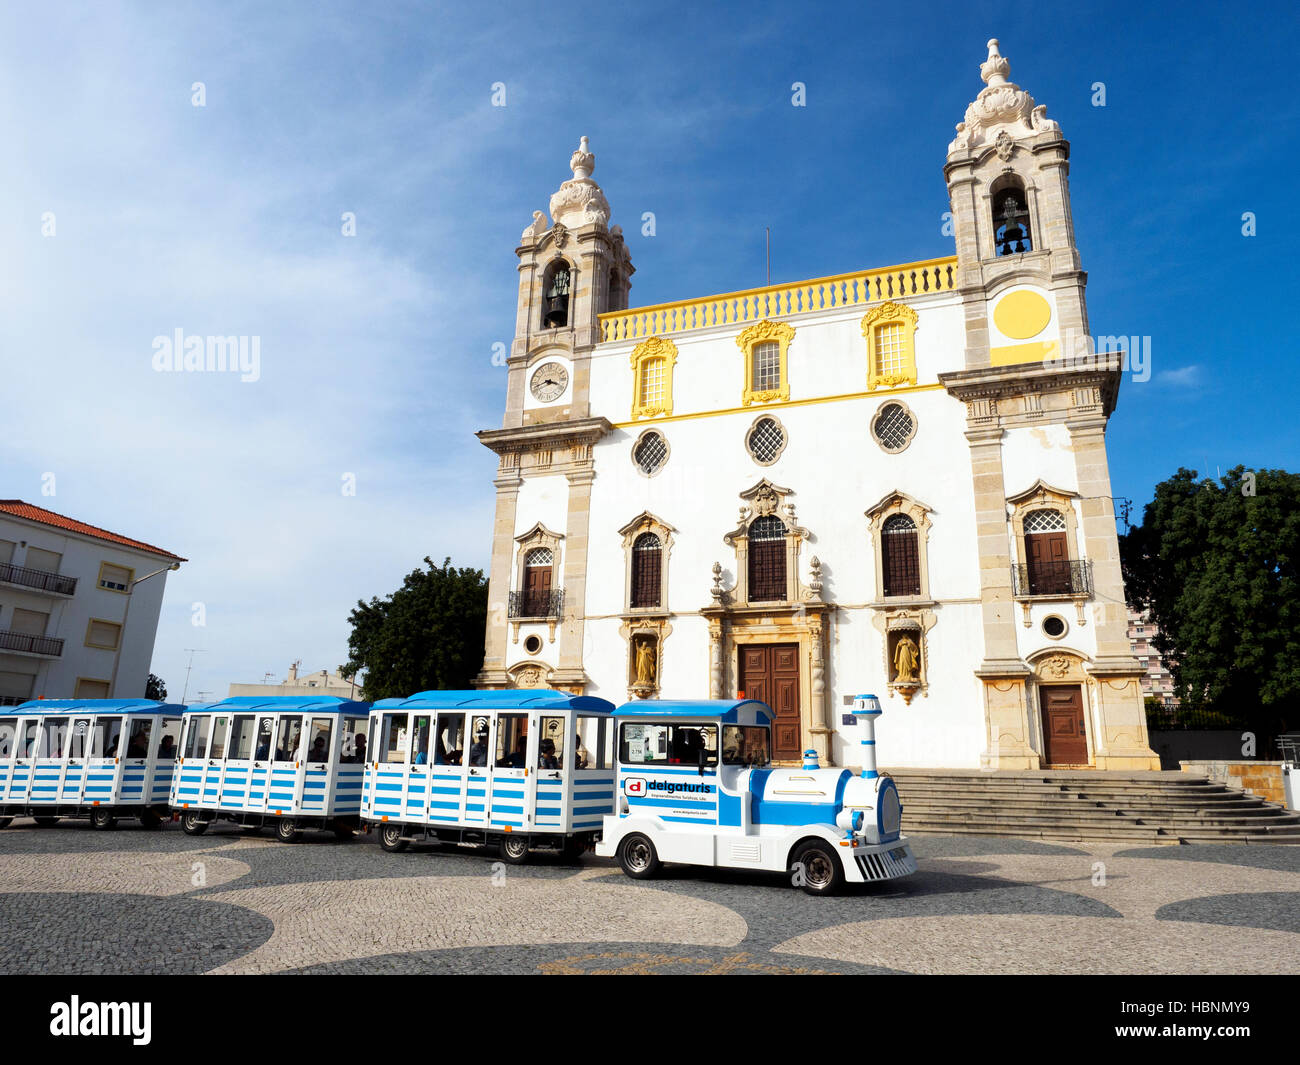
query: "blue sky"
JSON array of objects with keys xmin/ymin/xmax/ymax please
[{"xmin": 2, "ymin": 1, "xmax": 1295, "ymax": 700}]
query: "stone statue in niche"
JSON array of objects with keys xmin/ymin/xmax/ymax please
[
  {"xmin": 893, "ymin": 635, "xmax": 920, "ymax": 684},
  {"xmin": 634, "ymin": 636, "xmax": 658, "ymax": 687}
]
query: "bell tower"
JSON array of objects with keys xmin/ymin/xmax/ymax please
[{"xmin": 475, "ymin": 137, "xmax": 633, "ymax": 692}]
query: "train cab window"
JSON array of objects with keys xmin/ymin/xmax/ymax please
[
  {"xmin": 209, "ymin": 716, "xmax": 231, "ymax": 759},
  {"xmin": 619, "ymin": 723, "xmax": 718, "ymax": 767},
  {"xmin": 434, "ymin": 713, "xmax": 465, "ymax": 765},
  {"xmin": 41, "ymin": 718, "xmax": 69, "ymax": 758},
  {"xmin": 539, "ymin": 716, "xmax": 565, "ymax": 769},
  {"xmin": 276, "ymin": 717, "xmax": 303, "ymax": 762},
  {"xmin": 468, "ymin": 716, "xmax": 490, "ymax": 766},
  {"xmin": 229, "ymin": 716, "xmax": 256, "ymax": 760},
  {"xmin": 126, "ymin": 719, "xmax": 153, "ymax": 759},
  {"xmin": 411, "ymin": 715, "xmax": 431, "ymax": 765},
  {"xmin": 575, "ymin": 716, "xmax": 610, "ymax": 770},
  {"xmin": 495, "ymin": 714, "xmax": 528, "ymax": 768},
  {"xmin": 253, "ymin": 718, "xmax": 275, "ymax": 760},
  {"xmin": 183, "ymin": 716, "xmax": 209, "ymax": 760},
  {"xmin": 90, "ymin": 717, "xmax": 123, "ymax": 758},
  {"xmin": 307, "ymin": 718, "xmax": 333, "ymax": 763},
  {"xmin": 721, "ymin": 726, "xmax": 771, "ymax": 766},
  {"xmin": 20, "ymin": 720, "xmax": 39, "ymax": 758},
  {"xmin": 157, "ymin": 718, "xmax": 181, "ymax": 760},
  {"xmin": 0, "ymin": 717, "xmax": 15, "ymax": 759},
  {"xmin": 380, "ymin": 714, "xmax": 408, "ymax": 763},
  {"xmin": 69, "ymin": 719, "xmax": 90, "ymax": 759},
  {"xmin": 341, "ymin": 716, "xmax": 367, "ymax": 763}
]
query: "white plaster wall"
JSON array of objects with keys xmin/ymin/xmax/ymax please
[{"xmin": 1001, "ymin": 422, "xmax": 1078, "ymax": 499}]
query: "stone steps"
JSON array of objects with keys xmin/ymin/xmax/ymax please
[{"xmin": 880, "ymin": 767, "xmax": 1300, "ymax": 845}]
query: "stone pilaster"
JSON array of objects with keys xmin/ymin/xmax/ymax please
[
  {"xmin": 557, "ymin": 468, "xmax": 596, "ymax": 683},
  {"xmin": 477, "ymin": 471, "xmax": 522, "ymax": 687}
]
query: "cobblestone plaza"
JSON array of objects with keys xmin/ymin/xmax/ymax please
[{"xmin": 2, "ymin": 822, "xmax": 1296, "ymax": 975}]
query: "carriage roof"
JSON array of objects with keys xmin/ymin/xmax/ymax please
[
  {"xmin": 180, "ymin": 696, "xmax": 370, "ymax": 715},
  {"xmin": 612, "ymin": 699, "xmax": 773, "ymax": 723},
  {"xmin": 8, "ymin": 699, "xmax": 187, "ymax": 715},
  {"xmin": 371, "ymin": 690, "xmax": 614, "ymax": 713}
]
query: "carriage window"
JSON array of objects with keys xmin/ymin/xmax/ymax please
[
  {"xmin": 539, "ymin": 716, "xmax": 565, "ymax": 769},
  {"xmin": 722, "ymin": 725, "xmax": 771, "ymax": 766},
  {"xmin": 209, "ymin": 716, "xmax": 231, "ymax": 759},
  {"xmin": 434, "ymin": 713, "xmax": 465, "ymax": 765},
  {"xmin": 305, "ymin": 718, "xmax": 332, "ymax": 763},
  {"xmin": 183, "ymin": 716, "xmax": 209, "ymax": 759},
  {"xmin": 68, "ymin": 719, "xmax": 91, "ymax": 759},
  {"xmin": 229, "ymin": 716, "xmax": 255, "ymax": 760},
  {"xmin": 157, "ymin": 718, "xmax": 181, "ymax": 760},
  {"xmin": 619, "ymin": 723, "xmax": 718, "ymax": 767},
  {"xmin": 127, "ymin": 719, "xmax": 153, "ymax": 759},
  {"xmin": 0, "ymin": 717, "xmax": 15, "ymax": 759},
  {"xmin": 253, "ymin": 717, "xmax": 275, "ymax": 760},
  {"xmin": 468, "ymin": 716, "xmax": 490, "ymax": 766},
  {"xmin": 411, "ymin": 715, "xmax": 431, "ymax": 765},
  {"xmin": 575, "ymin": 716, "xmax": 610, "ymax": 770},
  {"xmin": 367, "ymin": 717, "xmax": 378, "ymax": 763},
  {"xmin": 496, "ymin": 714, "xmax": 528, "ymax": 768},
  {"xmin": 276, "ymin": 717, "xmax": 303, "ymax": 762},
  {"xmin": 20, "ymin": 720, "xmax": 39, "ymax": 758},
  {"xmin": 41, "ymin": 718, "xmax": 70, "ymax": 758},
  {"xmin": 380, "ymin": 714, "xmax": 408, "ymax": 763},
  {"xmin": 341, "ymin": 716, "xmax": 367, "ymax": 763},
  {"xmin": 90, "ymin": 717, "xmax": 123, "ymax": 758}
]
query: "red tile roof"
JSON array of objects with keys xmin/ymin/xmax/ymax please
[{"xmin": 0, "ymin": 501, "xmax": 185, "ymax": 562}]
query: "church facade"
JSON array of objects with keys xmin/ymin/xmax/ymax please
[{"xmin": 475, "ymin": 40, "xmax": 1160, "ymax": 771}]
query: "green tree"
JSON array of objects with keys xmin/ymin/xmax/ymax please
[
  {"xmin": 145, "ymin": 673, "xmax": 167, "ymax": 701},
  {"xmin": 341, "ymin": 556, "xmax": 488, "ymax": 700},
  {"xmin": 1120, "ymin": 466, "xmax": 1299, "ymax": 738}
]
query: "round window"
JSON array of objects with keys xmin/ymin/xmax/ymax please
[
  {"xmin": 1042, "ymin": 615, "xmax": 1067, "ymax": 639},
  {"xmin": 746, "ymin": 417, "xmax": 786, "ymax": 464},
  {"xmin": 523, "ymin": 635, "xmax": 543, "ymax": 655},
  {"xmin": 633, "ymin": 431, "xmax": 668, "ymax": 475},
  {"xmin": 872, "ymin": 402, "xmax": 916, "ymax": 452}
]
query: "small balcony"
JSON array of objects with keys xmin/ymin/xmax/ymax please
[
  {"xmin": 508, "ymin": 589, "xmax": 565, "ymax": 620},
  {"xmin": 1012, "ymin": 560, "xmax": 1093, "ymax": 598},
  {"xmin": 0, "ymin": 629, "xmax": 65, "ymax": 657},
  {"xmin": 0, "ymin": 562, "xmax": 77, "ymax": 597}
]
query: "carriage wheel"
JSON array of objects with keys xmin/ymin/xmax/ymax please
[
  {"xmin": 499, "ymin": 834, "xmax": 530, "ymax": 864},
  {"xmin": 90, "ymin": 809, "xmax": 117, "ymax": 830},
  {"xmin": 275, "ymin": 818, "xmax": 300, "ymax": 844},
  {"xmin": 180, "ymin": 812, "xmax": 208, "ymax": 835},
  {"xmin": 378, "ymin": 824, "xmax": 408, "ymax": 853}
]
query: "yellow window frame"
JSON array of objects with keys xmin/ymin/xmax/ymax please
[
  {"xmin": 862, "ymin": 301, "xmax": 919, "ymax": 391},
  {"xmin": 736, "ymin": 319, "xmax": 795, "ymax": 406},
  {"xmin": 630, "ymin": 336, "xmax": 678, "ymax": 419}
]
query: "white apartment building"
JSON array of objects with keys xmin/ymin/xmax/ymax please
[{"xmin": 0, "ymin": 500, "xmax": 185, "ymax": 704}]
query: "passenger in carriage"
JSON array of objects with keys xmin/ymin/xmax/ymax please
[
  {"xmin": 539, "ymin": 738, "xmax": 559, "ymax": 770},
  {"xmin": 468, "ymin": 722, "xmax": 489, "ymax": 767},
  {"xmin": 504, "ymin": 738, "xmax": 528, "ymax": 768},
  {"xmin": 308, "ymin": 736, "xmax": 329, "ymax": 763},
  {"xmin": 158, "ymin": 735, "xmax": 176, "ymax": 760},
  {"xmin": 353, "ymin": 734, "xmax": 367, "ymax": 764}
]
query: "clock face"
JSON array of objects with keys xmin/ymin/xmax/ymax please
[{"xmin": 530, "ymin": 361, "xmax": 569, "ymax": 403}]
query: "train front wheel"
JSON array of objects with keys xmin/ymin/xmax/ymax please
[
  {"xmin": 790, "ymin": 840, "xmax": 845, "ymax": 896},
  {"xmin": 618, "ymin": 834, "xmax": 661, "ymax": 879}
]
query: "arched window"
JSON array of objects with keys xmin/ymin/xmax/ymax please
[
  {"xmin": 993, "ymin": 186, "xmax": 1032, "ymax": 255},
  {"xmin": 630, "ymin": 533, "xmax": 662, "ymax": 608},
  {"xmin": 1023, "ymin": 509, "xmax": 1069, "ymax": 594},
  {"xmin": 542, "ymin": 260, "xmax": 571, "ymax": 328},
  {"xmin": 748, "ymin": 515, "xmax": 787, "ymax": 602},
  {"xmin": 881, "ymin": 515, "xmax": 920, "ymax": 597},
  {"xmin": 522, "ymin": 547, "xmax": 554, "ymax": 616}
]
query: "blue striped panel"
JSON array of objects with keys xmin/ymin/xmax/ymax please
[
  {"xmin": 268, "ymin": 791, "xmax": 295, "ymax": 802},
  {"xmin": 572, "ymin": 820, "xmax": 604, "ymax": 829},
  {"xmin": 573, "ymin": 802, "xmax": 613, "ymax": 813},
  {"xmin": 176, "ymin": 787, "xmax": 199, "ymax": 797},
  {"xmin": 123, "ymin": 774, "xmax": 144, "ymax": 782},
  {"xmin": 467, "ymin": 788, "xmax": 486, "ymax": 797},
  {"xmin": 491, "ymin": 804, "xmax": 523, "ymax": 815},
  {"xmin": 573, "ymin": 790, "xmax": 613, "ymax": 801},
  {"xmin": 490, "ymin": 818, "xmax": 522, "ymax": 827},
  {"xmin": 536, "ymin": 805, "xmax": 562, "ymax": 816},
  {"xmin": 465, "ymin": 803, "xmax": 485, "ymax": 812},
  {"xmin": 491, "ymin": 789, "xmax": 525, "ymax": 800},
  {"xmin": 427, "ymin": 799, "xmax": 460, "ymax": 810}
]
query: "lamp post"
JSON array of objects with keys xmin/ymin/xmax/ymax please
[{"xmin": 108, "ymin": 562, "xmax": 181, "ymax": 699}]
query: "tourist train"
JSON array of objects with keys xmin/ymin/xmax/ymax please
[{"xmin": 0, "ymin": 691, "xmax": 915, "ymax": 895}]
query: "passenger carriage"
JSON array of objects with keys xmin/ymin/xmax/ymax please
[
  {"xmin": 362, "ymin": 690, "xmax": 616, "ymax": 862},
  {"xmin": 170, "ymin": 696, "xmax": 369, "ymax": 842},
  {"xmin": 596, "ymin": 696, "xmax": 918, "ymax": 895},
  {"xmin": 0, "ymin": 699, "xmax": 184, "ymax": 829}
]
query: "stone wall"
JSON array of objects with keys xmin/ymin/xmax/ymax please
[{"xmin": 1180, "ymin": 759, "xmax": 1287, "ymax": 805}]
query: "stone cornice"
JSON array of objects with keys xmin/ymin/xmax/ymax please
[
  {"xmin": 939, "ymin": 354, "xmax": 1121, "ymax": 413},
  {"xmin": 476, "ymin": 416, "xmax": 613, "ymax": 456}
]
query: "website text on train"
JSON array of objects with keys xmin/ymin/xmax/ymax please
[{"xmin": 597, "ymin": 694, "xmax": 917, "ymax": 895}]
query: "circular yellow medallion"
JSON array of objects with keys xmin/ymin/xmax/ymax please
[{"xmin": 993, "ymin": 290, "xmax": 1052, "ymax": 340}]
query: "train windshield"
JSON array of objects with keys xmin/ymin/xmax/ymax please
[{"xmin": 721, "ymin": 725, "xmax": 770, "ymax": 766}]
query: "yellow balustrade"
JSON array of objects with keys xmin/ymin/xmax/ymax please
[{"xmin": 598, "ymin": 256, "xmax": 958, "ymax": 343}]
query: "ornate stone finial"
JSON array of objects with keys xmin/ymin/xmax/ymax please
[
  {"xmin": 570, "ymin": 136, "xmax": 594, "ymax": 179},
  {"xmin": 981, "ymin": 38, "xmax": 1011, "ymax": 86},
  {"xmin": 711, "ymin": 561, "xmax": 725, "ymax": 602},
  {"xmin": 808, "ymin": 555, "xmax": 823, "ymax": 598}
]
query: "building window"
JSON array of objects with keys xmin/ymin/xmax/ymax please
[
  {"xmin": 98, "ymin": 562, "xmax": 133, "ymax": 593},
  {"xmin": 736, "ymin": 319, "xmax": 795, "ymax": 406},
  {"xmin": 85, "ymin": 619, "xmax": 122, "ymax": 651},
  {"xmin": 747, "ymin": 515, "xmax": 787, "ymax": 602},
  {"xmin": 630, "ymin": 533, "xmax": 663, "ymax": 609},
  {"xmin": 881, "ymin": 515, "xmax": 921, "ymax": 597},
  {"xmin": 1023, "ymin": 509, "xmax": 1070, "ymax": 594},
  {"xmin": 75, "ymin": 678, "xmax": 111, "ymax": 699},
  {"xmin": 629, "ymin": 336, "xmax": 677, "ymax": 419},
  {"xmin": 746, "ymin": 416, "xmax": 787, "ymax": 466},
  {"xmin": 871, "ymin": 401, "xmax": 917, "ymax": 453},
  {"xmin": 862, "ymin": 301, "xmax": 919, "ymax": 391},
  {"xmin": 1042, "ymin": 615, "xmax": 1068, "ymax": 639},
  {"xmin": 522, "ymin": 548, "xmax": 554, "ymax": 617},
  {"xmin": 632, "ymin": 430, "xmax": 669, "ymax": 476},
  {"xmin": 541, "ymin": 259, "xmax": 571, "ymax": 328}
]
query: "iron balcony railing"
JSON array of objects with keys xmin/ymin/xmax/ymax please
[
  {"xmin": 0, "ymin": 629, "xmax": 65, "ymax": 657},
  {"xmin": 0, "ymin": 561, "xmax": 78, "ymax": 596},
  {"xmin": 1011, "ymin": 560, "xmax": 1093, "ymax": 598},
  {"xmin": 508, "ymin": 589, "xmax": 565, "ymax": 620}
]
